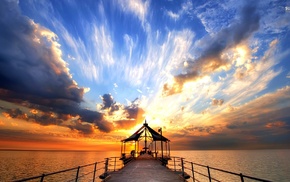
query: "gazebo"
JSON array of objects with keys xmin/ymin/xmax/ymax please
[{"xmin": 120, "ymin": 120, "xmax": 171, "ymax": 160}]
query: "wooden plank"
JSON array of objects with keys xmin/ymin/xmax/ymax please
[{"xmin": 107, "ymin": 154, "xmax": 183, "ymax": 182}]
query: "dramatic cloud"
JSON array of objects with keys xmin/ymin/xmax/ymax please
[
  {"xmin": 162, "ymin": 2, "xmax": 260, "ymax": 96},
  {"xmin": 99, "ymin": 94, "xmax": 145, "ymax": 129},
  {"xmin": 68, "ymin": 120, "xmax": 96, "ymax": 135},
  {"xmin": 0, "ymin": 0, "xmax": 113, "ymax": 133},
  {"xmin": 0, "ymin": 1, "xmax": 84, "ymax": 103},
  {"xmin": 2, "ymin": 108, "xmax": 28, "ymax": 120},
  {"xmin": 100, "ymin": 94, "xmax": 117, "ymax": 111}
]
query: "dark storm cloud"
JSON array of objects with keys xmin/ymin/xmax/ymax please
[
  {"xmin": 99, "ymin": 95, "xmax": 145, "ymax": 129},
  {"xmin": 117, "ymin": 99, "xmax": 145, "ymax": 129},
  {"xmin": 100, "ymin": 94, "xmax": 120, "ymax": 114},
  {"xmin": 2, "ymin": 105, "xmax": 63, "ymax": 125},
  {"xmin": 125, "ymin": 98, "xmax": 145, "ymax": 119},
  {"xmin": 0, "ymin": 0, "xmax": 84, "ymax": 103},
  {"xmin": 3, "ymin": 108, "xmax": 28, "ymax": 120},
  {"xmin": 30, "ymin": 112, "xmax": 63, "ymax": 126},
  {"xmin": 78, "ymin": 109, "xmax": 113, "ymax": 132},
  {"xmin": 68, "ymin": 120, "xmax": 96, "ymax": 135},
  {"xmin": 0, "ymin": 0, "xmax": 113, "ymax": 133},
  {"xmin": 100, "ymin": 95, "xmax": 144, "ymax": 120},
  {"xmin": 110, "ymin": 102, "xmax": 145, "ymax": 130},
  {"xmin": 0, "ymin": 91, "xmax": 115, "ymax": 132},
  {"xmin": 163, "ymin": 2, "xmax": 260, "ymax": 96},
  {"xmin": 100, "ymin": 94, "xmax": 115, "ymax": 110}
]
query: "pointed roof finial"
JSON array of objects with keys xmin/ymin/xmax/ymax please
[{"xmin": 144, "ymin": 119, "xmax": 148, "ymax": 126}]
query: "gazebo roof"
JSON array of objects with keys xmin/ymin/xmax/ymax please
[{"xmin": 122, "ymin": 121, "xmax": 170, "ymax": 142}]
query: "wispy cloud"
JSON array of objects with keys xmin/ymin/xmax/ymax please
[
  {"xmin": 166, "ymin": 11, "xmax": 180, "ymax": 20},
  {"xmin": 165, "ymin": 0, "xmax": 193, "ymax": 21},
  {"xmin": 194, "ymin": 0, "xmax": 241, "ymax": 34},
  {"xmin": 259, "ymin": 1, "xmax": 290, "ymax": 35},
  {"xmin": 117, "ymin": 0, "xmax": 150, "ymax": 26},
  {"xmin": 92, "ymin": 25, "xmax": 114, "ymax": 66}
]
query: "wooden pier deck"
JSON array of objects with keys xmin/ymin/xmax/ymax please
[{"xmin": 107, "ymin": 154, "xmax": 183, "ymax": 182}]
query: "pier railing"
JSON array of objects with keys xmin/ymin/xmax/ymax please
[
  {"xmin": 13, "ymin": 157, "xmax": 124, "ymax": 182},
  {"xmin": 167, "ymin": 156, "xmax": 272, "ymax": 182}
]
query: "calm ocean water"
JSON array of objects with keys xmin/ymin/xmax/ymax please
[{"xmin": 0, "ymin": 149, "xmax": 289, "ymax": 181}]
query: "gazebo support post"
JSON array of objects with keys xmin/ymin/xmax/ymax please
[
  {"xmin": 137, "ymin": 140, "xmax": 139, "ymax": 156},
  {"xmin": 134, "ymin": 140, "xmax": 137, "ymax": 158},
  {"xmin": 124, "ymin": 142, "xmax": 126, "ymax": 158},
  {"xmin": 145, "ymin": 126, "xmax": 147, "ymax": 153},
  {"xmin": 121, "ymin": 141, "xmax": 123, "ymax": 157},
  {"xmin": 160, "ymin": 128, "xmax": 163, "ymax": 160},
  {"xmin": 168, "ymin": 141, "xmax": 170, "ymax": 157},
  {"xmin": 155, "ymin": 141, "xmax": 157, "ymax": 158},
  {"xmin": 165, "ymin": 141, "xmax": 167, "ymax": 157}
]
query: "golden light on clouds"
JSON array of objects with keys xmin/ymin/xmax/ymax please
[
  {"xmin": 234, "ymin": 44, "xmax": 251, "ymax": 67},
  {"xmin": 0, "ymin": 120, "xmax": 4, "ymax": 126},
  {"xmin": 265, "ymin": 121, "xmax": 286, "ymax": 128},
  {"xmin": 0, "ymin": 114, "xmax": 122, "ymax": 150},
  {"xmin": 2, "ymin": 112, "xmax": 10, "ymax": 119},
  {"xmin": 29, "ymin": 109, "xmax": 38, "ymax": 115}
]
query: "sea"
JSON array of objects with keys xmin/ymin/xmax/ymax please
[{"xmin": 0, "ymin": 149, "xmax": 289, "ymax": 182}]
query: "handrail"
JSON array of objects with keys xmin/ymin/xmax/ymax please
[
  {"xmin": 14, "ymin": 155, "xmax": 273, "ymax": 182},
  {"xmin": 13, "ymin": 157, "xmax": 123, "ymax": 182},
  {"xmin": 168, "ymin": 156, "xmax": 272, "ymax": 182}
]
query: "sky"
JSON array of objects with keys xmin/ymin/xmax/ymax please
[{"xmin": 0, "ymin": 0, "xmax": 290, "ymax": 151}]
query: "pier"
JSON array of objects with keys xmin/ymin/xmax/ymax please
[{"xmin": 107, "ymin": 154, "xmax": 182, "ymax": 182}]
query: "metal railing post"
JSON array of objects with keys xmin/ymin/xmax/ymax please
[
  {"xmin": 191, "ymin": 162, "xmax": 195, "ymax": 182},
  {"xmin": 207, "ymin": 166, "xmax": 211, "ymax": 182},
  {"xmin": 40, "ymin": 174, "xmax": 45, "ymax": 182},
  {"xmin": 181, "ymin": 158, "xmax": 185, "ymax": 178},
  {"xmin": 92, "ymin": 162, "xmax": 97, "ymax": 182},
  {"xmin": 240, "ymin": 173, "xmax": 244, "ymax": 182},
  {"xmin": 114, "ymin": 157, "xmax": 117, "ymax": 171},
  {"xmin": 75, "ymin": 166, "xmax": 80, "ymax": 182},
  {"xmin": 104, "ymin": 158, "xmax": 109, "ymax": 177},
  {"xmin": 174, "ymin": 157, "xmax": 176, "ymax": 171}
]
